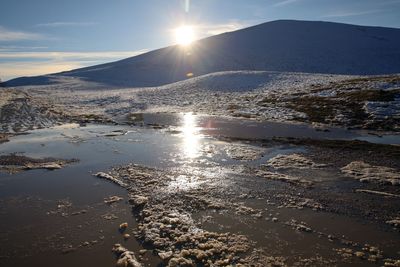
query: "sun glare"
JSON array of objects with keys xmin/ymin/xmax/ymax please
[
  {"xmin": 174, "ymin": 25, "xmax": 195, "ymax": 46},
  {"xmin": 181, "ymin": 112, "xmax": 201, "ymax": 159}
]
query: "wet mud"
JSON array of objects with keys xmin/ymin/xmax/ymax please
[
  {"xmin": 0, "ymin": 112, "xmax": 399, "ymax": 266},
  {"xmin": 0, "ymin": 154, "xmax": 77, "ymax": 173},
  {"xmin": 91, "ymin": 115, "xmax": 400, "ymax": 266}
]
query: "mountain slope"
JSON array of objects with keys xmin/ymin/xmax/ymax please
[{"xmin": 5, "ymin": 20, "xmax": 400, "ymax": 87}]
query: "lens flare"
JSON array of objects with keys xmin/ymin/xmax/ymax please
[
  {"xmin": 174, "ymin": 25, "xmax": 195, "ymax": 46},
  {"xmin": 184, "ymin": 0, "xmax": 190, "ymax": 13}
]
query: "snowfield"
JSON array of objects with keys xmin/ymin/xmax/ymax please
[
  {"xmin": 10, "ymin": 71, "xmax": 353, "ymax": 119},
  {"xmin": 1, "ymin": 70, "xmax": 399, "ymax": 133},
  {"xmin": 132, "ymin": 71, "xmax": 354, "ymax": 119}
]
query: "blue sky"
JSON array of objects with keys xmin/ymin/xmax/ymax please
[{"xmin": 1, "ymin": 0, "xmax": 400, "ymax": 80}]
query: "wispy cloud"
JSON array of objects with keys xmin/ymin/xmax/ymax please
[
  {"xmin": 378, "ymin": 0, "xmax": 400, "ymax": 5},
  {"xmin": 170, "ymin": 21, "xmax": 249, "ymax": 40},
  {"xmin": 34, "ymin": 22, "xmax": 97, "ymax": 28},
  {"xmin": 321, "ymin": 9, "xmax": 382, "ymax": 18},
  {"xmin": 273, "ymin": 0, "xmax": 300, "ymax": 7},
  {"xmin": 0, "ymin": 45, "xmax": 48, "ymax": 51},
  {"xmin": 0, "ymin": 61, "xmax": 84, "ymax": 81},
  {"xmin": 0, "ymin": 50, "xmax": 147, "ymax": 60},
  {"xmin": 0, "ymin": 26, "xmax": 44, "ymax": 41},
  {"xmin": 196, "ymin": 22, "xmax": 248, "ymax": 36},
  {"xmin": 0, "ymin": 50, "xmax": 148, "ymax": 80}
]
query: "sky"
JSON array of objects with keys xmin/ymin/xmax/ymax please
[{"xmin": 1, "ymin": 0, "xmax": 400, "ymax": 81}]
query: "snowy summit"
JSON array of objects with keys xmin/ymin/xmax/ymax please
[{"xmin": 4, "ymin": 20, "xmax": 400, "ymax": 87}]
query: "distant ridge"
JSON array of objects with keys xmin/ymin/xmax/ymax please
[{"xmin": 4, "ymin": 20, "xmax": 400, "ymax": 87}]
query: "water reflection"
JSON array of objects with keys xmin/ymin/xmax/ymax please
[
  {"xmin": 168, "ymin": 174, "xmax": 204, "ymax": 191},
  {"xmin": 180, "ymin": 112, "xmax": 202, "ymax": 159}
]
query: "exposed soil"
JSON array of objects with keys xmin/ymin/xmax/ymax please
[
  {"xmin": 275, "ymin": 138, "xmax": 400, "ymax": 169},
  {"xmin": 258, "ymin": 75, "xmax": 400, "ymax": 131},
  {"xmin": 256, "ymin": 139, "xmax": 400, "ymax": 223},
  {"xmin": 287, "ymin": 89, "xmax": 400, "ymax": 131},
  {"xmin": 0, "ymin": 154, "xmax": 78, "ymax": 173},
  {"xmin": 0, "ymin": 133, "xmax": 11, "ymax": 143},
  {"xmin": 94, "ymin": 135, "xmax": 400, "ymax": 266},
  {"xmin": 0, "ymin": 121, "xmax": 399, "ymax": 266},
  {"xmin": 96, "ymin": 164, "xmax": 300, "ymax": 266}
]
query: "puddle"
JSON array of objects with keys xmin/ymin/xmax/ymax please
[
  {"xmin": 355, "ymin": 134, "xmax": 400, "ymax": 145},
  {"xmin": 0, "ymin": 113, "xmax": 399, "ymax": 266},
  {"xmin": 0, "ymin": 127, "xmax": 165, "ymax": 266},
  {"xmin": 0, "ymin": 125, "xmax": 178, "ymax": 266},
  {"xmin": 195, "ymin": 203, "xmax": 400, "ymax": 266},
  {"xmin": 125, "ymin": 112, "xmax": 400, "ymax": 145},
  {"xmin": 0, "ymin": 122, "xmax": 293, "ymax": 266}
]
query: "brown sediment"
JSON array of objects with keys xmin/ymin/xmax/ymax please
[
  {"xmin": 215, "ymin": 136, "xmax": 400, "ymax": 170},
  {"xmin": 286, "ymin": 89, "xmax": 400, "ymax": 128},
  {"xmin": 256, "ymin": 169, "xmax": 314, "ymax": 187},
  {"xmin": 265, "ymin": 153, "xmax": 327, "ymax": 170},
  {"xmin": 258, "ymin": 75, "xmax": 400, "ymax": 131},
  {"xmin": 230, "ymin": 137, "xmax": 400, "ymax": 227},
  {"xmin": 271, "ymin": 138, "xmax": 400, "ymax": 169},
  {"xmin": 0, "ymin": 154, "xmax": 78, "ymax": 173},
  {"xmin": 225, "ymin": 143, "xmax": 264, "ymax": 161},
  {"xmin": 355, "ymin": 189, "xmax": 400, "ymax": 198},
  {"xmin": 342, "ymin": 161, "xmax": 400, "ymax": 185},
  {"xmin": 112, "ymin": 244, "xmax": 142, "ymax": 267},
  {"xmin": 95, "ymin": 158, "xmax": 400, "ymax": 266},
  {"xmin": 0, "ymin": 133, "xmax": 11, "ymax": 144},
  {"xmin": 95, "ymin": 164, "xmax": 285, "ymax": 266}
]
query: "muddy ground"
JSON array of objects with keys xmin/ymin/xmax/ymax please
[
  {"xmin": 0, "ymin": 133, "xmax": 10, "ymax": 144},
  {"xmin": 1, "ymin": 74, "xmax": 400, "ymax": 266},
  {"xmin": 0, "ymin": 121, "xmax": 399, "ymax": 266},
  {"xmin": 94, "ymin": 136, "xmax": 400, "ymax": 266},
  {"xmin": 0, "ymin": 154, "xmax": 78, "ymax": 173}
]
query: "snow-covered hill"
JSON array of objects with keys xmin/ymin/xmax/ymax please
[{"xmin": 4, "ymin": 20, "xmax": 400, "ymax": 87}]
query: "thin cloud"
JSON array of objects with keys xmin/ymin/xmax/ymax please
[
  {"xmin": 169, "ymin": 21, "xmax": 249, "ymax": 40},
  {"xmin": 0, "ymin": 45, "xmax": 48, "ymax": 51},
  {"xmin": 273, "ymin": 0, "xmax": 300, "ymax": 7},
  {"xmin": 196, "ymin": 22, "xmax": 248, "ymax": 36},
  {"xmin": 321, "ymin": 9, "xmax": 382, "ymax": 18},
  {"xmin": 378, "ymin": 0, "xmax": 400, "ymax": 5},
  {"xmin": 0, "ymin": 26, "xmax": 44, "ymax": 41},
  {"xmin": 0, "ymin": 61, "xmax": 84, "ymax": 81},
  {"xmin": 34, "ymin": 22, "xmax": 97, "ymax": 27},
  {"xmin": 0, "ymin": 50, "xmax": 147, "ymax": 60},
  {"xmin": 0, "ymin": 50, "xmax": 148, "ymax": 80}
]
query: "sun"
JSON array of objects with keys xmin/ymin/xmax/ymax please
[{"xmin": 174, "ymin": 25, "xmax": 195, "ymax": 46}]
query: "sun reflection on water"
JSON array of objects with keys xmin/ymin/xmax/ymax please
[{"xmin": 181, "ymin": 112, "xmax": 201, "ymax": 159}]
